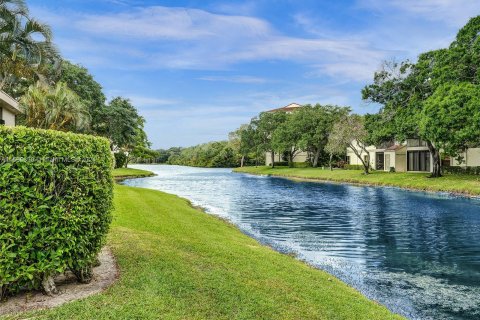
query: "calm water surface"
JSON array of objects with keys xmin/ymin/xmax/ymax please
[{"xmin": 124, "ymin": 165, "xmax": 480, "ymax": 320}]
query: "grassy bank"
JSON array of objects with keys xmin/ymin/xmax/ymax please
[
  {"xmin": 234, "ymin": 166, "xmax": 480, "ymax": 196},
  {"xmin": 4, "ymin": 184, "xmax": 402, "ymax": 320},
  {"xmin": 112, "ymin": 167, "xmax": 155, "ymax": 180}
]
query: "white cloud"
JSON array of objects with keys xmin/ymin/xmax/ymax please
[
  {"xmin": 358, "ymin": 0, "xmax": 480, "ymax": 26},
  {"xmin": 76, "ymin": 6, "xmax": 272, "ymax": 40},
  {"xmin": 35, "ymin": 5, "xmax": 391, "ymax": 81}
]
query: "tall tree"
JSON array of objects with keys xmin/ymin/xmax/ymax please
[
  {"xmin": 0, "ymin": 0, "xmax": 59, "ymax": 96},
  {"xmin": 420, "ymin": 83, "xmax": 480, "ymax": 162},
  {"xmin": 102, "ymin": 97, "xmax": 145, "ymax": 150},
  {"xmin": 272, "ymin": 113, "xmax": 303, "ymax": 167},
  {"xmin": 294, "ymin": 104, "xmax": 351, "ymax": 167},
  {"xmin": 228, "ymin": 124, "xmax": 248, "ymax": 167},
  {"xmin": 326, "ymin": 114, "xmax": 371, "ymax": 174},
  {"xmin": 20, "ymin": 81, "xmax": 90, "ymax": 132},
  {"xmin": 239, "ymin": 123, "xmax": 263, "ymax": 166},
  {"xmin": 363, "ymin": 16, "xmax": 480, "ymax": 177},
  {"xmin": 252, "ymin": 111, "xmax": 286, "ymax": 168},
  {"xmin": 363, "ymin": 55, "xmax": 444, "ymax": 176},
  {"xmin": 56, "ymin": 61, "xmax": 106, "ymax": 134}
]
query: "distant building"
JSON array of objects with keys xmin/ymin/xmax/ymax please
[
  {"xmin": 264, "ymin": 103, "xmax": 309, "ymax": 166},
  {"xmin": 265, "ymin": 102, "xmax": 303, "ymax": 113},
  {"xmin": 0, "ymin": 90, "xmax": 21, "ymax": 126}
]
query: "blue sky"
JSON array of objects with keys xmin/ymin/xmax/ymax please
[{"xmin": 28, "ymin": 0, "xmax": 480, "ymax": 149}]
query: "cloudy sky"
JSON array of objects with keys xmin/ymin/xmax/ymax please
[{"xmin": 28, "ymin": 0, "xmax": 480, "ymax": 148}]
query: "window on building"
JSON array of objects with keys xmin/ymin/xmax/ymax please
[
  {"xmin": 406, "ymin": 139, "xmax": 427, "ymax": 147},
  {"xmin": 346, "ymin": 156, "xmax": 350, "ymax": 164},
  {"xmin": 407, "ymin": 151, "xmax": 430, "ymax": 171},
  {"xmin": 442, "ymin": 157, "xmax": 451, "ymax": 167}
]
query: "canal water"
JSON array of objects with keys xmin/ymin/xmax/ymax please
[{"xmin": 123, "ymin": 165, "xmax": 480, "ymax": 320}]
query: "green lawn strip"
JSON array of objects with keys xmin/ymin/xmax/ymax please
[
  {"xmin": 3, "ymin": 185, "xmax": 403, "ymax": 320},
  {"xmin": 234, "ymin": 166, "xmax": 480, "ymax": 196},
  {"xmin": 112, "ymin": 167, "xmax": 155, "ymax": 180}
]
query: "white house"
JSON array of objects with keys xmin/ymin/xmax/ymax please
[
  {"xmin": 347, "ymin": 139, "xmax": 480, "ymax": 172},
  {"xmin": 0, "ymin": 90, "xmax": 21, "ymax": 126}
]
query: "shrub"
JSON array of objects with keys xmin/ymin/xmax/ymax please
[
  {"xmin": 443, "ymin": 165, "xmax": 480, "ymax": 175},
  {"xmin": 292, "ymin": 162, "xmax": 311, "ymax": 168},
  {"xmin": 344, "ymin": 164, "xmax": 364, "ymax": 170},
  {"xmin": 0, "ymin": 126, "xmax": 114, "ymax": 297},
  {"xmin": 114, "ymin": 151, "xmax": 127, "ymax": 168}
]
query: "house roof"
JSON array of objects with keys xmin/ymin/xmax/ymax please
[
  {"xmin": 266, "ymin": 102, "xmax": 302, "ymax": 113},
  {"xmin": 0, "ymin": 90, "xmax": 21, "ymax": 115},
  {"xmin": 385, "ymin": 144, "xmax": 405, "ymax": 151}
]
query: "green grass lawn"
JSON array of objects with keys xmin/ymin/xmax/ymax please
[
  {"xmin": 234, "ymin": 166, "xmax": 480, "ymax": 195},
  {"xmin": 112, "ymin": 167, "xmax": 155, "ymax": 179},
  {"xmin": 3, "ymin": 184, "xmax": 402, "ymax": 320}
]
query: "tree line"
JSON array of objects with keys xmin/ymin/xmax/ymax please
[{"xmin": 0, "ymin": 0, "xmax": 151, "ymax": 167}]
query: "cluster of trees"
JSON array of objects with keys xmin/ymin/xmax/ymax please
[
  {"xmin": 156, "ymin": 141, "xmax": 240, "ymax": 168},
  {"xmin": 363, "ymin": 16, "xmax": 480, "ymax": 177},
  {"xmin": 231, "ymin": 104, "xmax": 353, "ymax": 169},
  {"xmin": 0, "ymin": 0, "xmax": 152, "ymax": 167}
]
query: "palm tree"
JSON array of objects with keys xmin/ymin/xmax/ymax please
[
  {"xmin": 20, "ymin": 82, "xmax": 91, "ymax": 132},
  {"xmin": 0, "ymin": 0, "xmax": 59, "ymax": 94}
]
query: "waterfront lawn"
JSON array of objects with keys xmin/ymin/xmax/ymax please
[
  {"xmin": 234, "ymin": 166, "xmax": 480, "ymax": 195},
  {"xmin": 112, "ymin": 167, "xmax": 154, "ymax": 179},
  {"xmin": 4, "ymin": 185, "xmax": 402, "ymax": 320}
]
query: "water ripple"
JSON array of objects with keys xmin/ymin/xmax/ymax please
[{"xmin": 124, "ymin": 165, "xmax": 480, "ymax": 320}]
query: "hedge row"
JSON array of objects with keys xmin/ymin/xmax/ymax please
[
  {"xmin": 443, "ymin": 165, "xmax": 480, "ymax": 175},
  {"xmin": 0, "ymin": 126, "xmax": 114, "ymax": 296}
]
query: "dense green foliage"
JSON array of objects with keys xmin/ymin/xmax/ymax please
[
  {"xmin": 237, "ymin": 104, "xmax": 351, "ymax": 169},
  {"xmin": 289, "ymin": 105, "xmax": 350, "ymax": 167},
  {"xmin": 362, "ymin": 16, "xmax": 480, "ymax": 177},
  {"xmin": 5, "ymin": 184, "xmax": 402, "ymax": 319},
  {"xmin": 155, "ymin": 147, "xmax": 182, "ymax": 163},
  {"xmin": 443, "ymin": 166, "xmax": 480, "ymax": 175},
  {"xmin": 0, "ymin": 0, "xmax": 59, "ymax": 98},
  {"xmin": 0, "ymin": 126, "xmax": 114, "ymax": 297},
  {"xmin": 20, "ymin": 82, "xmax": 90, "ymax": 132},
  {"xmin": 166, "ymin": 141, "xmax": 239, "ymax": 168},
  {"xmin": 56, "ymin": 61, "xmax": 106, "ymax": 134},
  {"xmin": 114, "ymin": 152, "xmax": 127, "ymax": 169},
  {"xmin": 420, "ymin": 83, "xmax": 480, "ymax": 159}
]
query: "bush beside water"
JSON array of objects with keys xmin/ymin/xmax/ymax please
[{"xmin": 0, "ymin": 126, "xmax": 114, "ymax": 297}]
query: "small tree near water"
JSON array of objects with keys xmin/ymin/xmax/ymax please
[{"xmin": 327, "ymin": 114, "xmax": 371, "ymax": 174}]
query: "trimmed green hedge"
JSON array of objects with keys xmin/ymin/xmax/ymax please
[
  {"xmin": 443, "ymin": 165, "xmax": 480, "ymax": 175},
  {"xmin": 0, "ymin": 126, "xmax": 114, "ymax": 296}
]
